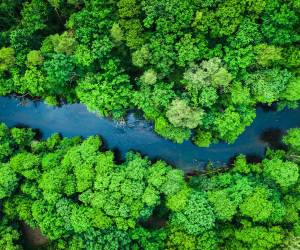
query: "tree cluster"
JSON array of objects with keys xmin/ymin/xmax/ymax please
[{"xmin": 0, "ymin": 124, "xmax": 299, "ymax": 249}]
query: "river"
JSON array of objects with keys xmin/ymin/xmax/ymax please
[{"xmin": 1, "ymin": 96, "xmax": 300, "ymax": 171}]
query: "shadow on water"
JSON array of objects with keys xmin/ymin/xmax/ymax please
[
  {"xmin": 260, "ymin": 128, "xmax": 287, "ymax": 150},
  {"xmin": 111, "ymin": 147, "xmax": 123, "ymax": 164},
  {"xmin": 228, "ymin": 155, "xmax": 238, "ymax": 166},
  {"xmin": 257, "ymin": 103, "xmax": 278, "ymax": 112},
  {"xmin": 246, "ymin": 154, "xmax": 264, "ymax": 163},
  {"xmin": 14, "ymin": 123, "xmax": 32, "ymax": 130}
]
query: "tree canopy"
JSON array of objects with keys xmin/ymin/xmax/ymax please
[
  {"xmin": 0, "ymin": 124, "xmax": 298, "ymax": 249},
  {"xmin": 0, "ymin": 0, "xmax": 298, "ymax": 146}
]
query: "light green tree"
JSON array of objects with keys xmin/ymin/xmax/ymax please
[{"xmin": 166, "ymin": 99, "xmax": 204, "ymax": 129}]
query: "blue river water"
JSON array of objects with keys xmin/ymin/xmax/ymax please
[{"xmin": 1, "ymin": 96, "xmax": 300, "ymax": 171}]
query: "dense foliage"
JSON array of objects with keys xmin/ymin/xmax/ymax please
[
  {"xmin": 0, "ymin": 0, "xmax": 299, "ymax": 145},
  {"xmin": 0, "ymin": 124, "xmax": 299, "ymax": 249}
]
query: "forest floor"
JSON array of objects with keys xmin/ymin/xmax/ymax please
[{"xmin": 21, "ymin": 222, "xmax": 48, "ymax": 249}]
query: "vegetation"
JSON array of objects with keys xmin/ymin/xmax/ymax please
[
  {"xmin": 1, "ymin": 1, "xmax": 299, "ymax": 248},
  {"xmin": 0, "ymin": 0, "xmax": 299, "ymax": 146},
  {"xmin": 0, "ymin": 124, "xmax": 299, "ymax": 249}
]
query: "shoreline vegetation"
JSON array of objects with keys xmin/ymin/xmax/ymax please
[{"xmin": 0, "ymin": 124, "xmax": 299, "ymax": 249}]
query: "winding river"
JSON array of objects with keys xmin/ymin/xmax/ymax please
[{"xmin": 1, "ymin": 96, "xmax": 300, "ymax": 171}]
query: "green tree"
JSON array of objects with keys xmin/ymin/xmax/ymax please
[
  {"xmin": 0, "ymin": 164, "xmax": 18, "ymax": 199},
  {"xmin": 283, "ymin": 128, "xmax": 300, "ymax": 152},
  {"xmin": 166, "ymin": 229, "xmax": 196, "ymax": 250},
  {"xmin": 132, "ymin": 46, "xmax": 150, "ymax": 68},
  {"xmin": 0, "ymin": 123, "xmax": 13, "ymax": 161},
  {"xmin": 10, "ymin": 152, "xmax": 40, "ymax": 180},
  {"xmin": 183, "ymin": 58, "xmax": 232, "ymax": 92},
  {"xmin": 110, "ymin": 23, "xmax": 124, "ymax": 43},
  {"xmin": 230, "ymin": 81, "xmax": 252, "ymax": 106},
  {"xmin": 283, "ymin": 77, "xmax": 300, "ymax": 102},
  {"xmin": 118, "ymin": 0, "xmax": 140, "ymax": 18},
  {"xmin": 254, "ymin": 44, "xmax": 282, "ymax": 67},
  {"xmin": 261, "ymin": 1, "xmax": 299, "ymax": 45},
  {"xmin": 11, "ymin": 127, "xmax": 35, "ymax": 148},
  {"xmin": 175, "ymin": 34, "xmax": 200, "ymax": 67},
  {"xmin": 229, "ymin": 18, "xmax": 262, "ymax": 48},
  {"xmin": 42, "ymin": 32, "xmax": 76, "ymax": 56},
  {"xmin": 0, "ymin": 221, "xmax": 21, "ymax": 250},
  {"xmin": 166, "ymin": 99, "xmax": 204, "ymax": 129},
  {"xmin": 207, "ymin": 174, "xmax": 253, "ymax": 221},
  {"xmin": 239, "ymin": 187, "xmax": 285, "ymax": 223},
  {"xmin": 193, "ymin": 130, "xmax": 212, "ymax": 147},
  {"xmin": 234, "ymin": 224, "xmax": 284, "ymax": 250},
  {"xmin": 0, "ymin": 47, "xmax": 15, "ymax": 73},
  {"xmin": 170, "ymin": 191, "xmax": 215, "ymax": 235},
  {"xmin": 140, "ymin": 69, "xmax": 157, "ymax": 85},
  {"xmin": 76, "ymin": 60, "xmax": 132, "ymax": 118},
  {"xmin": 247, "ymin": 68, "xmax": 292, "ymax": 104},
  {"xmin": 43, "ymin": 53, "xmax": 75, "ymax": 96},
  {"xmin": 214, "ymin": 106, "xmax": 256, "ymax": 143},
  {"xmin": 263, "ymin": 158, "xmax": 299, "ymax": 190},
  {"xmin": 133, "ymin": 82, "xmax": 176, "ymax": 120},
  {"xmin": 20, "ymin": 66, "xmax": 47, "ymax": 97},
  {"xmin": 26, "ymin": 50, "xmax": 44, "ymax": 66}
]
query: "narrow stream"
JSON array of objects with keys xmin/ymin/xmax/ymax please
[{"xmin": 1, "ymin": 96, "xmax": 300, "ymax": 171}]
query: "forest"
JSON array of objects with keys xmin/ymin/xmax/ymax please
[
  {"xmin": 1, "ymin": 0, "xmax": 300, "ymax": 249},
  {"xmin": 0, "ymin": 124, "xmax": 299, "ymax": 249},
  {"xmin": 0, "ymin": 0, "xmax": 299, "ymax": 145}
]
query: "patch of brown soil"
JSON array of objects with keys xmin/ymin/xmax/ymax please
[{"xmin": 21, "ymin": 222, "xmax": 48, "ymax": 249}]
